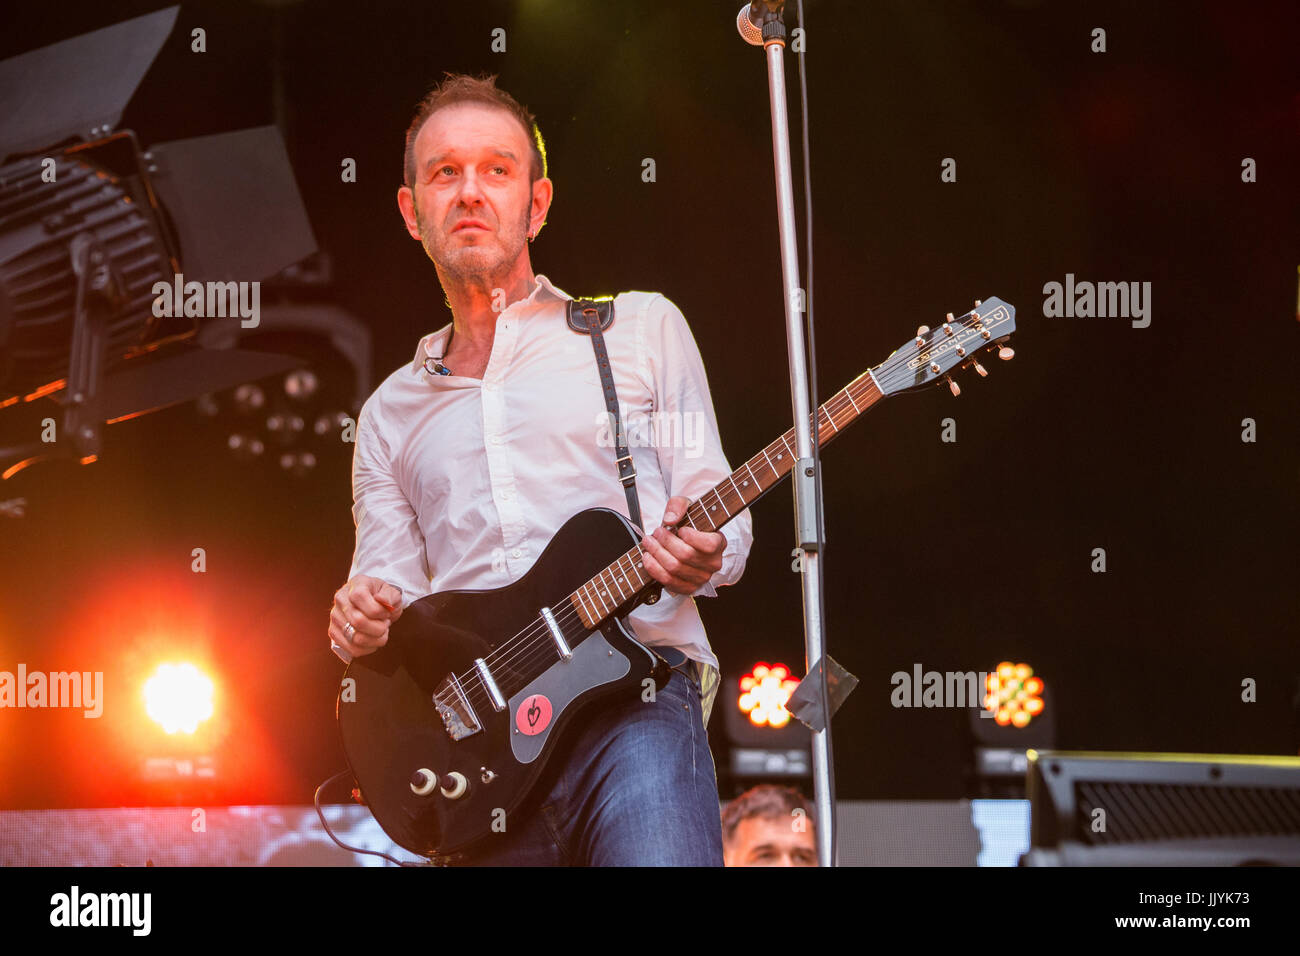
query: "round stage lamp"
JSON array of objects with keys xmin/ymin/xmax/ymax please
[
  {"xmin": 983, "ymin": 661, "xmax": 1045, "ymax": 728},
  {"xmin": 738, "ymin": 662, "xmax": 800, "ymax": 729},
  {"xmin": 143, "ymin": 662, "xmax": 215, "ymax": 735}
]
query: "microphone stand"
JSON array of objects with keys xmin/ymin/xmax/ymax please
[{"xmin": 743, "ymin": 0, "xmax": 836, "ymax": 866}]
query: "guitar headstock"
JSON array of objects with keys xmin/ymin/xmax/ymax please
[{"xmin": 871, "ymin": 297, "xmax": 1017, "ymax": 397}]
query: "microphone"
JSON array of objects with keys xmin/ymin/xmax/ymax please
[
  {"xmin": 736, "ymin": 1, "xmax": 783, "ymax": 46},
  {"xmin": 423, "ymin": 356, "xmax": 452, "ymax": 376}
]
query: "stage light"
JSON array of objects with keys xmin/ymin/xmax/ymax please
[
  {"xmin": 970, "ymin": 660, "xmax": 1055, "ymax": 796},
  {"xmin": 233, "ymin": 383, "xmax": 266, "ymax": 413},
  {"xmin": 278, "ymin": 450, "xmax": 316, "ymax": 476},
  {"xmin": 0, "ymin": 8, "xmax": 315, "ymax": 482},
  {"xmin": 983, "ymin": 660, "xmax": 1045, "ymax": 728},
  {"xmin": 283, "ymin": 368, "xmax": 318, "ymax": 400},
  {"xmin": 143, "ymin": 662, "xmax": 215, "ymax": 735},
  {"xmin": 226, "ymin": 433, "xmax": 265, "ymax": 459},
  {"xmin": 313, "ymin": 410, "xmax": 350, "ymax": 436},
  {"xmin": 738, "ymin": 661, "xmax": 800, "ymax": 728}
]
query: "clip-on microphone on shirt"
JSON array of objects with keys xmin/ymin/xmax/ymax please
[{"xmin": 424, "ymin": 356, "xmax": 452, "ymax": 376}]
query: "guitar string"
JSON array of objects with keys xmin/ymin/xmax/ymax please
[
  {"xmin": 447, "ymin": 380, "xmax": 869, "ymax": 714},
  {"xmin": 447, "ymin": 314, "xmax": 1006, "ymax": 712},
  {"xmin": 450, "ymin": 322, "xmax": 1004, "ymax": 714},
  {"xmin": 448, "ymin": 319, "xmax": 1004, "ymax": 713},
  {"xmin": 461, "ymin": 321, "xmax": 942, "ymax": 687},
  {"xmin": 450, "ymin": 383, "xmax": 861, "ymax": 712}
]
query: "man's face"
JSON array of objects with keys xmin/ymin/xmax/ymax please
[
  {"xmin": 398, "ymin": 103, "xmax": 550, "ymax": 283},
  {"xmin": 723, "ymin": 816, "xmax": 817, "ymax": 867}
]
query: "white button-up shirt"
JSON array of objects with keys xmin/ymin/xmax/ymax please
[{"xmin": 342, "ymin": 274, "xmax": 753, "ymax": 672}]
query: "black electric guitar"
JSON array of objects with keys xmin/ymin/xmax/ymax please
[{"xmin": 338, "ymin": 298, "xmax": 1017, "ymax": 858}]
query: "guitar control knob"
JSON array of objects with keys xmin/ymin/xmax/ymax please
[
  {"xmin": 439, "ymin": 771, "xmax": 469, "ymax": 800},
  {"xmin": 410, "ymin": 769, "xmax": 438, "ymax": 797}
]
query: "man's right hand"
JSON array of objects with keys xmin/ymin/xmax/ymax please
[{"xmin": 330, "ymin": 576, "xmax": 403, "ymax": 658}]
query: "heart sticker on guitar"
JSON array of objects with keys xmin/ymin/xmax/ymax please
[{"xmin": 516, "ymin": 694, "xmax": 552, "ymax": 736}]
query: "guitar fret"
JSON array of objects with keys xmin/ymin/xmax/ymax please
[
  {"xmin": 716, "ymin": 488, "xmax": 733, "ymax": 519},
  {"xmin": 591, "ymin": 577, "xmax": 610, "ymax": 617},
  {"xmin": 618, "ymin": 554, "xmax": 638, "ymax": 594},
  {"xmin": 582, "ymin": 581, "xmax": 601, "ymax": 622},
  {"xmin": 761, "ymin": 447, "xmax": 780, "ymax": 478},
  {"xmin": 778, "ymin": 435, "xmax": 794, "ymax": 462},
  {"xmin": 846, "ymin": 388, "xmax": 860, "ymax": 413},
  {"xmin": 570, "ymin": 591, "xmax": 592, "ymax": 629}
]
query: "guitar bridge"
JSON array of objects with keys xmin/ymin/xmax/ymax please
[{"xmin": 433, "ymin": 674, "xmax": 482, "ymax": 741}]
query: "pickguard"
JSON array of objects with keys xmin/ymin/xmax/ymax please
[{"xmin": 507, "ymin": 628, "xmax": 631, "ymax": 764}]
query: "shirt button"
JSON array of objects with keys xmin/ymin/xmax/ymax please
[
  {"xmin": 512, "ymin": 549, "xmax": 522, "ymax": 558},
  {"xmin": 490, "ymin": 435, "xmax": 502, "ymax": 445}
]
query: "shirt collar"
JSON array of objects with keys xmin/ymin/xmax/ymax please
[{"xmin": 410, "ymin": 274, "xmax": 571, "ymax": 373}]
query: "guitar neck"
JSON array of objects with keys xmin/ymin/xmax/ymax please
[{"xmin": 567, "ymin": 368, "xmax": 885, "ymax": 629}]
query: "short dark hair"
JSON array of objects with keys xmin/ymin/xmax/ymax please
[
  {"xmin": 402, "ymin": 73, "xmax": 547, "ymax": 188},
  {"xmin": 721, "ymin": 784, "xmax": 815, "ymax": 845}
]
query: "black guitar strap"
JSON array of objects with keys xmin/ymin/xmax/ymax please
[{"xmin": 567, "ymin": 298, "xmax": 643, "ymax": 530}]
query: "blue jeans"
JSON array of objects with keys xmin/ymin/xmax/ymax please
[{"xmin": 457, "ymin": 671, "xmax": 724, "ymax": 866}]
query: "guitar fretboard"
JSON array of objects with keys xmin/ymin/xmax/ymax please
[{"xmin": 569, "ymin": 368, "xmax": 884, "ymax": 628}]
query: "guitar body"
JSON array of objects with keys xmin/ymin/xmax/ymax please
[{"xmin": 337, "ymin": 507, "xmax": 669, "ymax": 858}]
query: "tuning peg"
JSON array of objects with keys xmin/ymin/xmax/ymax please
[
  {"xmin": 915, "ymin": 325, "xmax": 930, "ymax": 348},
  {"xmin": 974, "ymin": 299, "xmax": 982, "ymax": 307},
  {"xmin": 998, "ymin": 345, "xmax": 1014, "ymax": 361},
  {"xmin": 972, "ymin": 359, "xmax": 987, "ymax": 377},
  {"xmin": 943, "ymin": 313, "xmax": 955, "ymax": 336},
  {"xmin": 945, "ymin": 375, "xmax": 960, "ymax": 397}
]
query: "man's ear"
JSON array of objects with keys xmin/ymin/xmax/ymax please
[
  {"xmin": 397, "ymin": 185, "xmax": 422, "ymax": 241},
  {"xmin": 529, "ymin": 177, "xmax": 553, "ymax": 240}
]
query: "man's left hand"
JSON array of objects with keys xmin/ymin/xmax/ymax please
[{"xmin": 640, "ymin": 496, "xmax": 726, "ymax": 596}]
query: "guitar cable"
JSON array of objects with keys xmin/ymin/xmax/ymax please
[
  {"xmin": 314, "ymin": 770, "xmax": 431, "ymax": 866},
  {"xmin": 794, "ymin": 0, "xmax": 838, "ymax": 866}
]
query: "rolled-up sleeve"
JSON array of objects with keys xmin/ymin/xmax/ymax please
[{"xmin": 647, "ymin": 294, "xmax": 753, "ymax": 597}]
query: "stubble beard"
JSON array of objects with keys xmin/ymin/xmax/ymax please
[{"xmin": 413, "ymin": 193, "xmax": 531, "ymax": 287}]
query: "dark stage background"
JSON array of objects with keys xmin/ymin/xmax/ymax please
[{"xmin": 0, "ymin": 0, "xmax": 1296, "ymax": 811}]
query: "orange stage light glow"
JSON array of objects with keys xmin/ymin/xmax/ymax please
[
  {"xmin": 983, "ymin": 660, "xmax": 1045, "ymax": 728},
  {"xmin": 737, "ymin": 661, "xmax": 800, "ymax": 728},
  {"xmin": 143, "ymin": 662, "xmax": 215, "ymax": 734}
]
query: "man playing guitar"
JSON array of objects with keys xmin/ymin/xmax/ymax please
[{"xmin": 327, "ymin": 74, "xmax": 752, "ymax": 865}]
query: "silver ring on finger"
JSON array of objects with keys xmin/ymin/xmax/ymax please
[{"xmin": 343, "ymin": 622, "xmax": 356, "ymax": 640}]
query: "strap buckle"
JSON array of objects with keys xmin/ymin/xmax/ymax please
[{"xmin": 615, "ymin": 453, "xmax": 637, "ymax": 485}]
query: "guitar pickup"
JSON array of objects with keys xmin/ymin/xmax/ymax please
[{"xmin": 433, "ymin": 673, "xmax": 482, "ymax": 741}]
